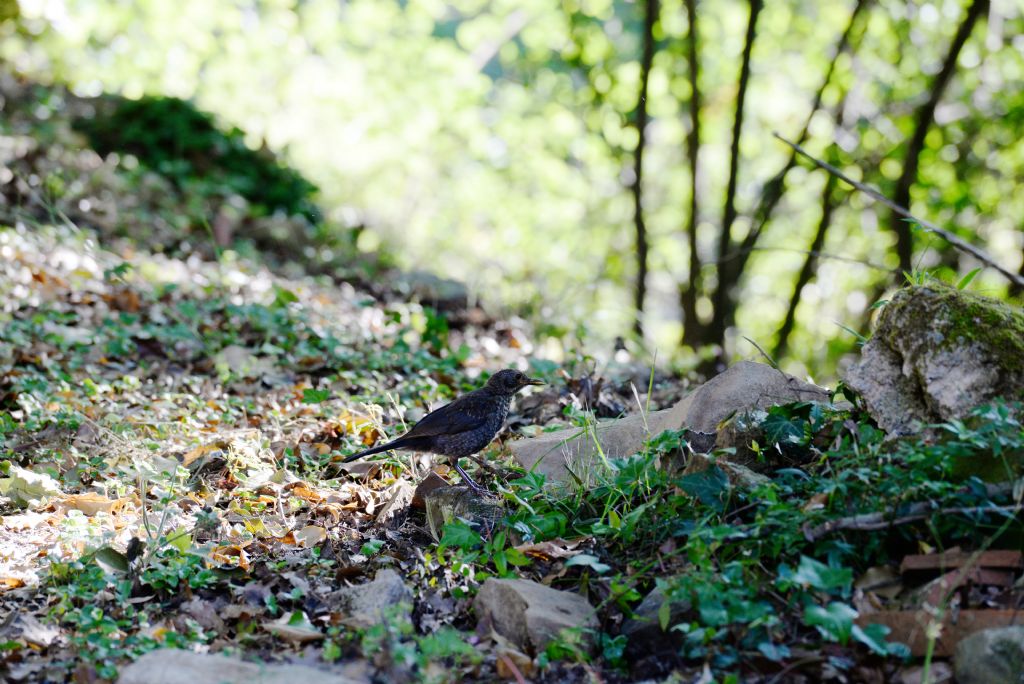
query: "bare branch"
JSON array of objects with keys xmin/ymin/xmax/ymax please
[
  {"xmin": 775, "ymin": 134, "xmax": 1024, "ymax": 289},
  {"xmin": 804, "ymin": 503, "xmax": 1021, "ymax": 542}
]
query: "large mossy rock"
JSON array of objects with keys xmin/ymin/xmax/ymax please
[{"xmin": 846, "ymin": 284, "xmax": 1024, "ymax": 437}]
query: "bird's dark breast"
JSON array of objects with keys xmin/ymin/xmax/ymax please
[{"xmin": 432, "ymin": 395, "xmax": 511, "ymax": 457}]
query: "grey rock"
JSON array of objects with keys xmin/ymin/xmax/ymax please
[
  {"xmin": 395, "ymin": 270, "xmax": 468, "ymax": 312},
  {"xmin": 622, "ymin": 580, "xmax": 691, "ymax": 657},
  {"xmin": 683, "ymin": 452, "xmax": 771, "ymax": 489},
  {"xmin": 117, "ymin": 649, "xmax": 364, "ymax": 684},
  {"xmin": 423, "ymin": 485, "xmax": 503, "ymax": 542},
  {"xmin": 846, "ymin": 285, "xmax": 1024, "ymax": 437},
  {"xmin": 330, "ymin": 569, "xmax": 412, "ymax": 628},
  {"xmin": 954, "ymin": 626, "xmax": 1024, "ymax": 684},
  {"xmin": 474, "ymin": 578, "xmax": 597, "ymax": 654},
  {"xmin": 714, "ymin": 408, "xmax": 819, "ymax": 472},
  {"xmin": 509, "ymin": 361, "xmax": 830, "ymax": 484}
]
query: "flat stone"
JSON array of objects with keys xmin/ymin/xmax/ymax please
[
  {"xmin": 683, "ymin": 452, "xmax": 770, "ymax": 489},
  {"xmin": 329, "ymin": 569, "xmax": 412, "ymax": 628},
  {"xmin": 423, "ymin": 485, "xmax": 503, "ymax": 542},
  {"xmin": 622, "ymin": 580, "xmax": 691, "ymax": 657},
  {"xmin": 411, "ymin": 472, "xmax": 450, "ymax": 510},
  {"xmin": 117, "ymin": 649, "xmax": 363, "ymax": 684},
  {"xmin": 474, "ymin": 578, "xmax": 597, "ymax": 654},
  {"xmin": 510, "ymin": 361, "xmax": 829, "ymax": 483},
  {"xmin": 954, "ymin": 625, "xmax": 1024, "ymax": 684}
]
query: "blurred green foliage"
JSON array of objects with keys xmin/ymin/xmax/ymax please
[
  {"xmin": 1, "ymin": 0, "xmax": 1021, "ymax": 377},
  {"xmin": 73, "ymin": 95, "xmax": 318, "ymax": 218}
]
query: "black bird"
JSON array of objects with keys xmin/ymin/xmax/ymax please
[{"xmin": 343, "ymin": 369, "xmax": 544, "ymax": 491}]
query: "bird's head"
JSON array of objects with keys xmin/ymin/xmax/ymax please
[{"xmin": 486, "ymin": 368, "xmax": 545, "ymax": 395}]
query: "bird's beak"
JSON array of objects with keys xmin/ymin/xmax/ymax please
[{"xmin": 524, "ymin": 377, "xmax": 545, "ymax": 386}]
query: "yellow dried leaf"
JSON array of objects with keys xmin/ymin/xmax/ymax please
[
  {"xmin": 802, "ymin": 492, "xmax": 829, "ymax": 512},
  {"xmin": 59, "ymin": 493, "xmax": 125, "ymax": 516},
  {"xmin": 209, "ymin": 544, "xmax": 250, "ymax": 571},
  {"xmin": 182, "ymin": 443, "xmax": 222, "ymax": 467}
]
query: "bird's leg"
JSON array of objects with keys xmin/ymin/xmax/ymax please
[
  {"xmin": 453, "ymin": 460, "xmax": 487, "ymax": 493},
  {"xmin": 464, "ymin": 453, "xmax": 501, "ymax": 474}
]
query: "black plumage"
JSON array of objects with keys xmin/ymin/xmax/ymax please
[{"xmin": 343, "ymin": 369, "xmax": 543, "ymax": 490}]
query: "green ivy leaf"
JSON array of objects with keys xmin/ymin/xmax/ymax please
[
  {"xmin": 804, "ymin": 601, "xmax": 856, "ymax": 645},
  {"xmin": 565, "ymin": 553, "xmax": 611, "ymax": 574},
  {"xmin": 439, "ymin": 520, "xmax": 482, "ymax": 551},
  {"xmin": 852, "ymin": 622, "xmax": 908, "ymax": 656},
  {"xmin": 791, "ymin": 555, "xmax": 852, "ymax": 595},
  {"xmin": 302, "ymin": 388, "xmax": 331, "ymax": 404},
  {"xmin": 93, "ymin": 546, "xmax": 130, "ymax": 574},
  {"xmin": 757, "ymin": 641, "xmax": 791, "ymax": 662},
  {"xmin": 360, "ymin": 539, "xmax": 384, "ymax": 556},
  {"xmin": 676, "ymin": 466, "xmax": 729, "ymax": 509}
]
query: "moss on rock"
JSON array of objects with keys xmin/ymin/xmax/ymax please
[{"xmin": 847, "ymin": 283, "xmax": 1024, "ymax": 439}]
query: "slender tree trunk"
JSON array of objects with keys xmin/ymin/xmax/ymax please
[
  {"xmin": 715, "ymin": 0, "xmax": 762, "ymax": 267},
  {"xmin": 734, "ymin": 0, "xmax": 870, "ymax": 277},
  {"xmin": 707, "ymin": 0, "xmax": 868, "ymax": 357},
  {"xmin": 680, "ymin": 0, "xmax": 703, "ymax": 347},
  {"xmin": 1012, "ymin": 251, "xmax": 1024, "ymax": 299},
  {"xmin": 773, "ymin": 172, "xmax": 840, "ymax": 359},
  {"xmin": 890, "ymin": 0, "xmax": 989, "ymax": 274},
  {"xmin": 631, "ymin": 0, "xmax": 658, "ymax": 337},
  {"xmin": 704, "ymin": 0, "xmax": 762, "ymax": 356}
]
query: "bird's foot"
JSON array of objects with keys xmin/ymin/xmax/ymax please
[{"xmin": 454, "ymin": 462, "xmax": 488, "ymax": 494}]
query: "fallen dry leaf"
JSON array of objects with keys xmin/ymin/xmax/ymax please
[
  {"xmin": 514, "ymin": 538, "xmax": 584, "ymax": 561},
  {"xmin": 264, "ymin": 612, "xmax": 323, "ymax": 643},
  {"xmin": 209, "ymin": 544, "xmax": 251, "ymax": 571},
  {"xmin": 58, "ymin": 493, "xmax": 126, "ymax": 516},
  {"xmin": 293, "ymin": 525, "xmax": 327, "ymax": 548}
]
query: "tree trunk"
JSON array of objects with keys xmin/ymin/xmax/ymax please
[
  {"xmin": 680, "ymin": 0, "xmax": 703, "ymax": 347},
  {"xmin": 631, "ymin": 0, "xmax": 658, "ymax": 337},
  {"xmin": 704, "ymin": 0, "xmax": 763, "ymax": 358},
  {"xmin": 773, "ymin": 172, "xmax": 840, "ymax": 359},
  {"xmin": 889, "ymin": 0, "xmax": 989, "ymax": 274}
]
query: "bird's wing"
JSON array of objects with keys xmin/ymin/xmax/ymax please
[{"xmin": 401, "ymin": 390, "xmax": 489, "ymax": 438}]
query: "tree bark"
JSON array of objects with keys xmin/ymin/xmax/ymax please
[
  {"xmin": 889, "ymin": 0, "xmax": 989, "ymax": 274},
  {"xmin": 773, "ymin": 171, "xmax": 840, "ymax": 359},
  {"xmin": 680, "ymin": 0, "xmax": 703, "ymax": 347},
  {"xmin": 707, "ymin": 0, "xmax": 868, "ymax": 355},
  {"xmin": 631, "ymin": 0, "xmax": 658, "ymax": 337},
  {"xmin": 704, "ymin": 0, "xmax": 762, "ymax": 358},
  {"xmin": 733, "ymin": 0, "xmax": 870, "ymax": 280}
]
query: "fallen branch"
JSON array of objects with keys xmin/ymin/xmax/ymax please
[
  {"xmin": 804, "ymin": 501, "xmax": 1022, "ymax": 542},
  {"xmin": 774, "ymin": 133, "xmax": 1024, "ymax": 290}
]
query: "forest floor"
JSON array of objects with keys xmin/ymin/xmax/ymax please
[{"xmin": 3, "ymin": 223, "xmax": 1023, "ymax": 684}]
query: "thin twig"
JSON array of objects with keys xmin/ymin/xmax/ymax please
[
  {"xmin": 707, "ymin": 245, "xmax": 893, "ymax": 272},
  {"xmin": 774, "ymin": 134, "xmax": 1024, "ymax": 289}
]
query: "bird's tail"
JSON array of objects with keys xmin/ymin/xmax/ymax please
[{"xmin": 342, "ymin": 436, "xmax": 415, "ymax": 463}]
